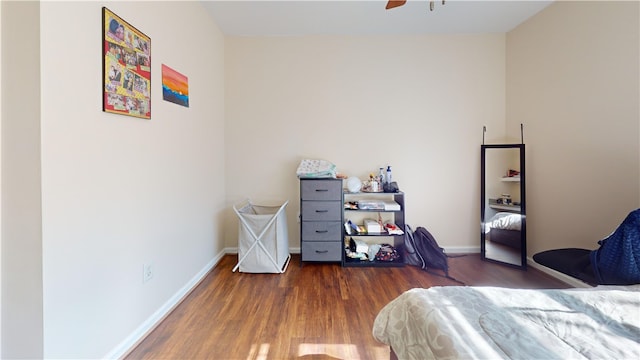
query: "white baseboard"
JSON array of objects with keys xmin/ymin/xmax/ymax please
[
  {"xmin": 444, "ymin": 246, "xmax": 480, "ymax": 254},
  {"xmin": 104, "ymin": 251, "xmax": 227, "ymax": 359},
  {"xmin": 527, "ymin": 257, "xmax": 593, "ymax": 288},
  {"xmin": 105, "ymin": 246, "xmax": 302, "ymax": 359}
]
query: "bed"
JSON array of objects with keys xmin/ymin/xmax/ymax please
[
  {"xmin": 485, "ymin": 212, "xmax": 522, "ymax": 249},
  {"xmin": 373, "ymin": 285, "xmax": 640, "ymax": 359}
]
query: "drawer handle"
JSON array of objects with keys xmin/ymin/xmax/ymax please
[
  {"xmin": 315, "ymin": 230, "xmax": 328, "ymax": 233},
  {"xmin": 315, "ymin": 210, "xmax": 328, "ymax": 213},
  {"xmin": 315, "ymin": 250, "xmax": 329, "ymax": 254},
  {"xmin": 315, "ymin": 189, "xmax": 329, "ymax": 192}
]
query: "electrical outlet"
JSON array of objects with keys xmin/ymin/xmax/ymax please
[{"xmin": 143, "ymin": 263, "xmax": 153, "ymax": 283}]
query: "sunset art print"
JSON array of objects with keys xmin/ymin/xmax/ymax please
[{"xmin": 162, "ymin": 64, "xmax": 189, "ymax": 107}]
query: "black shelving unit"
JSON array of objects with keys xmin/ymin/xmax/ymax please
[{"xmin": 342, "ymin": 191, "xmax": 405, "ymax": 267}]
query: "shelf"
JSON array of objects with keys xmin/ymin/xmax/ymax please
[
  {"xmin": 489, "ymin": 204, "xmax": 521, "ymax": 212},
  {"xmin": 342, "ymin": 191, "xmax": 405, "ymax": 267},
  {"xmin": 344, "ymin": 190, "xmax": 404, "ymax": 197},
  {"xmin": 345, "ymin": 232, "xmax": 403, "ymax": 236},
  {"xmin": 500, "ymin": 177, "xmax": 520, "ymax": 182},
  {"xmin": 344, "ymin": 194, "xmax": 403, "ymax": 212},
  {"xmin": 343, "ymin": 256, "xmax": 405, "ymax": 267}
]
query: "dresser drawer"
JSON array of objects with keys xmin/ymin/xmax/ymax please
[
  {"xmin": 301, "ymin": 241, "xmax": 342, "ymax": 262},
  {"xmin": 301, "ymin": 201, "xmax": 342, "ymax": 221},
  {"xmin": 300, "ymin": 179, "xmax": 342, "ymax": 201},
  {"xmin": 301, "ymin": 221, "xmax": 342, "ymax": 241}
]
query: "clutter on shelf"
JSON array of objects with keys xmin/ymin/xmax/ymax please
[
  {"xmin": 343, "ymin": 200, "xmax": 401, "ymax": 211},
  {"xmin": 344, "ymin": 220, "xmax": 366, "ymax": 235},
  {"xmin": 384, "ymin": 223, "xmax": 404, "ymax": 235},
  {"xmin": 362, "ymin": 173, "xmax": 383, "ymax": 192},
  {"xmin": 358, "ymin": 200, "xmax": 386, "ymax": 210},
  {"xmin": 344, "ymin": 165, "xmax": 399, "ymax": 193},
  {"xmin": 503, "ymin": 169, "xmax": 520, "ymax": 178},
  {"xmin": 375, "ymin": 244, "xmax": 401, "ymax": 262},
  {"xmin": 343, "ymin": 219, "xmax": 404, "ymax": 236},
  {"xmin": 342, "ymin": 183, "xmax": 405, "ymax": 267},
  {"xmin": 345, "ymin": 238, "xmax": 400, "ymax": 262}
]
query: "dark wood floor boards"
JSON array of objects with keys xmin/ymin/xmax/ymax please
[{"xmin": 125, "ymin": 254, "xmax": 569, "ymax": 359}]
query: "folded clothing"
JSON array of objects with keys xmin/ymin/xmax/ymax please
[
  {"xmin": 346, "ymin": 238, "xmax": 381, "ymax": 262},
  {"xmin": 296, "ymin": 159, "xmax": 336, "ymax": 178}
]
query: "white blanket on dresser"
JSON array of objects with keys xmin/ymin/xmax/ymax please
[{"xmin": 372, "ymin": 285, "xmax": 640, "ymax": 359}]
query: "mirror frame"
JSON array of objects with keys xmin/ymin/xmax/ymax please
[{"xmin": 481, "ymin": 144, "xmax": 526, "ymax": 269}]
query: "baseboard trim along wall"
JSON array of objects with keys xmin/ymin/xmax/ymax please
[
  {"xmin": 444, "ymin": 246, "xmax": 479, "ymax": 254},
  {"xmin": 104, "ymin": 251, "xmax": 227, "ymax": 359}
]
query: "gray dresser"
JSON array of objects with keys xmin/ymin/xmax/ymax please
[{"xmin": 299, "ymin": 178, "xmax": 343, "ymax": 263}]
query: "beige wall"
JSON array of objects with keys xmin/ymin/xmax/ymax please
[
  {"xmin": 225, "ymin": 34, "xmax": 507, "ymax": 253},
  {"xmin": 507, "ymin": 1, "xmax": 639, "ymax": 256},
  {"xmin": 1, "ymin": 1, "xmax": 638, "ymax": 357},
  {"xmin": 1, "ymin": 1, "xmax": 43, "ymax": 358},
  {"xmin": 0, "ymin": 1, "xmax": 3, "ymax": 355},
  {"xmin": 224, "ymin": 0, "xmax": 639, "ymax": 272},
  {"xmin": 2, "ymin": 1, "xmax": 226, "ymax": 358}
]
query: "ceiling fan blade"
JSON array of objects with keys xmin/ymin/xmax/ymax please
[{"xmin": 386, "ymin": 0, "xmax": 407, "ymax": 10}]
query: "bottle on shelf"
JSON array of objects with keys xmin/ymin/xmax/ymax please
[
  {"xmin": 386, "ymin": 165, "xmax": 392, "ymax": 184},
  {"xmin": 379, "ymin": 167, "xmax": 385, "ymax": 185}
]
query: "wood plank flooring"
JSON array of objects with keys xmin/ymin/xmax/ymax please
[{"xmin": 125, "ymin": 254, "xmax": 569, "ymax": 360}]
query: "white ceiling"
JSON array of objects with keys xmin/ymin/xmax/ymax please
[{"xmin": 201, "ymin": 0, "xmax": 554, "ymax": 36}]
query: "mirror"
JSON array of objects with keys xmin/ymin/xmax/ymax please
[{"xmin": 481, "ymin": 144, "xmax": 526, "ymax": 269}]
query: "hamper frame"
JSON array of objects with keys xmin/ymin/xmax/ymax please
[{"xmin": 232, "ymin": 199, "xmax": 291, "ymax": 273}]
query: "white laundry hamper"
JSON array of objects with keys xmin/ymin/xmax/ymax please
[{"xmin": 232, "ymin": 199, "xmax": 291, "ymax": 273}]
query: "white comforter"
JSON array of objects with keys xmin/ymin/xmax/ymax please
[
  {"xmin": 486, "ymin": 212, "xmax": 521, "ymax": 231},
  {"xmin": 373, "ymin": 285, "xmax": 640, "ymax": 359}
]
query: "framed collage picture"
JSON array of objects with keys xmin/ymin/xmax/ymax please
[{"xmin": 102, "ymin": 7, "xmax": 151, "ymax": 119}]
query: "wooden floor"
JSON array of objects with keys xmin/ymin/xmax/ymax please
[{"xmin": 125, "ymin": 254, "xmax": 569, "ymax": 360}]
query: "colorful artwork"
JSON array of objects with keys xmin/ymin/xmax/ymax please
[
  {"xmin": 162, "ymin": 64, "xmax": 189, "ymax": 108},
  {"xmin": 102, "ymin": 7, "xmax": 151, "ymax": 119}
]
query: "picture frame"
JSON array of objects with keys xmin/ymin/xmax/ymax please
[
  {"xmin": 102, "ymin": 7, "xmax": 151, "ymax": 119},
  {"xmin": 162, "ymin": 64, "xmax": 189, "ymax": 108}
]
